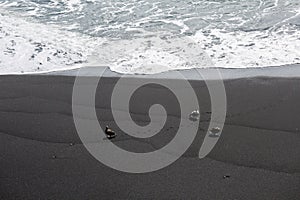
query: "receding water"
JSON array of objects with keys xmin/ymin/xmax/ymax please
[{"xmin": 0, "ymin": 0, "xmax": 299, "ymax": 74}]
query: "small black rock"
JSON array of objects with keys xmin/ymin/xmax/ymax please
[{"xmin": 223, "ymin": 175, "xmax": 230, "ymax": 179}]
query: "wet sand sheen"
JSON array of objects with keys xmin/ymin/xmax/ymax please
[{"xmin": 0, "ymin": 74, "xmax": 299, "ymax": 199}]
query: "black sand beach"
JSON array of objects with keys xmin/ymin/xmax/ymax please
[{"xmin": 0, "ymin": 73, "xmax": 299, "ymax": 199}]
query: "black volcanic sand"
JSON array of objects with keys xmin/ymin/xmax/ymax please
[{"xmin": 0, "ymin": 75, "xmax": 299, "ymax": 200}]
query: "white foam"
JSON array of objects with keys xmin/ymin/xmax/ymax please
[
  {"xmin": 0, "ymin": 11, "xmax": 105, "ymax": 75},
  {"xmin": 90, "ymin": 25, "xmax": 300, "ymax": 74},
  {"xmin": 90, "ymin": 36, "xmax": 213, "ymax": 74},
  {"xmin": 0, "ymin": 1, "xmax": 299, "ymax": 75},
  {"xmin": 62, "ymin": 0, "xmax": 84, "ymax": 12},
  {"xmin": 191, "ymin": 27, "xmax": 300, "ymax": 68}
]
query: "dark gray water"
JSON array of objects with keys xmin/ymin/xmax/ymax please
[{"xmin": 0, "ymin": 0, "xmax": 299, "ymax": 74}]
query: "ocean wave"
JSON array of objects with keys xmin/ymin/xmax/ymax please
[{"xmin": 0, "ymin": 0, "xmax": 299, "ymax": 74}]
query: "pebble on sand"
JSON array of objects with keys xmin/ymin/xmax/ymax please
[
  {"xmin": 209, "ymin": 127, "xmax": 221, "ymax": 137},
  {"xmin": 189, "ymin": 110, "xmax": 200, "ymax": 121},
  {"xmin": 223, "ymin": 175, "xmax": 230, "ymax": 179}
]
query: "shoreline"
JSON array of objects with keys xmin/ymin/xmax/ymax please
[
  {"xmin": 0, "ymin": 63, "xmax": 300, "ymax": 79},
  {"xmin": 44, "ymin": 63, "xmax": 300, "ymax": 79},
  {"xmin": 0, "ymin": 73, "xmax": 299, "ymax": 199}
]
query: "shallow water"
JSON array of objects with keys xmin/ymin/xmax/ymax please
[{"xmin": 0, "ymin": 0, "xmax": 299, "ymax": 74}]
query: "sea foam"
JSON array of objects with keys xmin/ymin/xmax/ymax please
[{"xmin": 0, "ymin": 0, "xmax": 299, "ymax": 75}]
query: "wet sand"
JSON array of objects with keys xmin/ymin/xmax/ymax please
[{"xmin": 0, "ymin": 74, "xmax": 299, "ymax": 199}]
